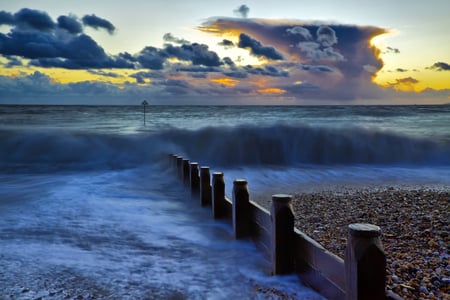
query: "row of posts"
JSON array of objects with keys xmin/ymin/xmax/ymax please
[{"xmin": 171, "ymin": 154, "xmax": 387, "ymax": 300}]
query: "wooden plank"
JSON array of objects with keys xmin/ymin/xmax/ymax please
[
  {"xmin": 248, "ymin": 205, "xmax": 271, "ymax": 258},
  {"xmin": 293, "ymin": 228, "xmax": 346, "ymax": 299},
  {"xmin": 222, "ymin": 196, "xmax": 233, "ymax": 220}
]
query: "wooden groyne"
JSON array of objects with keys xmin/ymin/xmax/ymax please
[{"xmin": 170, "ymin": 154, "xmax": 401, "ymax": 300}]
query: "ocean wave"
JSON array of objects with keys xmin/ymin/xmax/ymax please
[
  {"xmin": 1, "ymin": 125, "xmax": 449, "ymax": 171},
  {"xmin": 167, "ymin": 125, "xmax": 450, "ymax": 167}
]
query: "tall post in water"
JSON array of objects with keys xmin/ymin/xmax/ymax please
[
  {"xmin": 212, "ymin": 172, "xmax": 225, "ymax": 219},
  {"xmin": 190, "ymin": 162, "xmax": 200, "ymax": 196},
  {"xmin": 345, "ymin": 223, "xmax": 386, "ymax": 300},
  {"xmin": 200, "ymin": 167, "xmax": 211, "ymax": 206},
  {"xmin": 271, "ymin": 194, "xmax": 295, "ymax": 275},
  {"xmin": 182, "ymin": 159, "xmax": 190, "ymax": 187},
  {"xmin": 141, "ymin": 100, "xmax": 148, "ymax": 126},
  {"xmin": 232, "ymin": 179, "xmax": 249, "ymax": 239},
  {"xmin": 176, "ymin": 156, "xmax": 183, "ymax": 179}
]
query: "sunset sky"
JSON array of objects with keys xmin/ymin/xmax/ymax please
[{"xmin": 0, "ymin": 0, "xmax": 449, "ymax": 105}]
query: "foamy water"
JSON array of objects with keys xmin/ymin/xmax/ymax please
[
  {"xmin": 0, "ymin": 165, "xmax": 324, "ymax": 299},
  {"xmin": 0, "ymin": 105, "xmax": 449, "ymax": 298}
]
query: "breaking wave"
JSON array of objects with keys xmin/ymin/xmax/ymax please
[{"xmin": 1, "ymin": 124, "xmax": 449, "ymax": 171}]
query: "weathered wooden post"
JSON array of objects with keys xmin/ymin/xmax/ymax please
[
  {"xmin": 345, "ymin": 223, "xmax": 386, "ymax": 300},
  {"xmin": 200, "ymin": 167, "xmax": 212, "ymax": 206},
  {"xmin": 172, "ymin": 155, "xmax": 179, "ymax": 172},
  {"xmin": 212, "ymin": 172, "xmax": 225, "ymax": 219},
  {"xmin": 271, "ymin": 194, "xmax": 295, "ymax": 275},
  {"xmin": 182, "ymin": 159, "xmax": 190, "ymax": 187},
  {"xmin": 190, "ymin": 162, "xmax": 199, "ymax": 196},
  {"xmin": 232, "ymin": 179, "xmax": 249, "ymax": 239},
  {"xmin": 176, "ymin": 156, "xmax": 183, "ymax": 179}
]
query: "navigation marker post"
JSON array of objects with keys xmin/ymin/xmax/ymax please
[{"xmin": 141, "ymin": 100, "xmax": 148, "ymax": 125}]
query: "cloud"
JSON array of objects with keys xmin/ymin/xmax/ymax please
[
  {"xmin": 164, "ymin": 43, "xmax": 222, "ymax": 67},
  {"xmin": 286, "ymin": 26, "xmax": 312, "ymax": 40},
  {"xmin": 385, "ymin": 46, "xmax": 400, "ymax": 54},
  {"xmin": 163, "ymin": 33, "xmax": 190, "ymax": 44},
  {"xmin": 3, "ymin": 56, "xmax": 23, "ymax": 67},
  {"xmin": 238, "ymin": 33, "xmax": 284, "ymax": 60},
  {"xmin": 428, "ymin": 62, "xmax": 450, "ymax": 71},
  {"xmin": 316, "ymin": 26, "xmax": 338, "ymax": 47},
  {"xmin": 82, "ymin": 14, "xmax": 115, "ymax": 34},
  {"xmin": 396, "ymin": 68, "xmax": 408, "ymax": 72},
  {"xmin": 14, "ymin": 8, "xmax": 55, "ymax": 31},
  {"xmin": 218, "ymin": 39, "xmax": 235, "ymax": 48},
  {"xmin": 234, "ymin": 5, "xmax": 250, "ymax": 18},
  {"xmin": 87, "ymin": 69, "xmax": 121, "ymax": 78},
  {"xmin": 136, "ymin": 46, "xmax": 166, "ymax": 70},
  {"xmin": 243, "ymin": 65, "xmax": 288, "ymax": 77},
  {"xmin": 0, "ymin": 11, "xmax": 15, "ymax": 26},
  {"xmin": 57, "ymin": 15, "xmax": 83, "ymax": 34}
]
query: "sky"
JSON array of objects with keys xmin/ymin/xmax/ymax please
[{"xmin": 0, "ymin": 0, "xmax": 449, "ymax": 105}]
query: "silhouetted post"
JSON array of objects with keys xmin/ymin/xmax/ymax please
[
  {"xmin": 172, "ymin": 154, "xmax": 178, "ymax": 171},
  {"xmin": 176, "ymin": 156, "xmax": 183, "ymax": 179},
  {"xmin": 271, "ymin": 194, "xmax": 295, "ymax": 275},
  {"xmin": 212, "ymin": 172, "xmax": 225, "ymax": 219},
  {"xmin": 182, "ymin": 159, "xmax": 190, "ymax": 187},
  {"xmin": 141, "ymin": 100, "xmax": 148, "ymax": 125},
  {"xmin": 200, "ymin": 167, "xmax": 212, "ymax": 207},
  {"xmin": 232, "ymin": 179, "xmax": 249, "ymax": 239},
  {"xmin": 345, "ymin": 223, "xmax": 386, "ymax": 300},
  {"xmin": 190, "ymin": 162, "xmax": 200, "ymax": 196}
]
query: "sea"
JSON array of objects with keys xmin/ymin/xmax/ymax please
[{"xmin": 1, "ymin": 105, "xmax": 449, "ymax": 299}]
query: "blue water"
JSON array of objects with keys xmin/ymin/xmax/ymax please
[{"xmin": 0, "ymin": 105, "xmax": 449, "ymax": 298}]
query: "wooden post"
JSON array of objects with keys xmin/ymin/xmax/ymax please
[
  {"xmin": 176, "ymin": 156, "xmax": 183, "ymax": 179},
  {"xmin": 172, "ymin": 155, "xmax": 179, "ymax": 172},
  {"xmin": 345, "ymin": 223, "xmax": 386, "ymax": 300},
  {"xmin": 271, "ymin": 194, "xmax": 295, "ymax": 275},
  {"xmin": 182, "ymin": 159, "xmax": 190, "ymax": 187},
  {"xmin": 200, "ymin": 167, "xmax": 212, "ymax": 207},
  {"xmin": 212, "ymin": 172, "xmax": 225, "ymax": 219},
  {"xmin": 232, "ymin": 179, "xmax": 249, "ymax": 239},
  {"xmin": 190, "ymin": 162, "xmax": 199, "ymax": 196}
]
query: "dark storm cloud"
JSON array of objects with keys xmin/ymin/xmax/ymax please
[
  {"xmin": 136, "ymin": 46, "xmax": 167, "ymax": 70},
  {"xmin": 57, "ymin": 15, "xmax": 83, "ymax": 34},
  {"xmin": 163, "ymin": 33, "xmax": 190, "ymax": 44},
  {"xmin": 222, "ymin": 57, "xmax": 235, "ymax": 66},
  {"xmin": 299, "ymin": 64, "xmax": 334, "ymax": 72},
  {"xmin": 164, "ymin": 43, "xmax": 222, "ymax": 66},
  {"xmin": 238, "ymin": 33, "xmax": 284, "ymax": 60},
  {"xmin": 82, "ymin": 14, "xmax": 115, "ymax": 34},
  {"xmin": 428, "ymin": 62, "xmax": 450, "ymax": 71},
  {"xmin": 218, "ymin": 39, "xmax": 235, "ymax": 47},
  {"xmin": 223, "ymin": 71, "xmax": 248, "ymax": 78},
  {"xmin": 14, "ymin": 8, "xmax": 55, "ymax": 31},
  {"xmin": 28, "ymin": 34, "xmax": 135, "ymax": 69},
  {"xmin": 0, "ymin": 11, "xmax": 15, "ymax": 25},
  {"xmin": 201, "ymin": 18, "xmax": 388, "ymax": 100},
  {"xmin": 234, "ymin": 4, "xmax": 250, "ymax": 18},
  {"xmin": 243, "ymin": 65, "xmax": 288, "ymax": 77},
  {"xmin": 175, "ymin": 66, "xmax": 221, "ymax": 73}
]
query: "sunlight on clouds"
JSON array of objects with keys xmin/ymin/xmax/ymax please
[
  {"xmin": 209, "ymin": 77, "xmax": 239, "ymax": 87},
  {"xmin": 257, "ymin": 87, "xmax": 286, "ymax": 94}
]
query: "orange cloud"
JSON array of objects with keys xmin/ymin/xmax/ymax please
[
  {"xmin": 209, "ymin": 77, "xmax": 239, "ymax": 87},
  {"xmin": 257, "ymin": 87, "xmax": 286, "ymax": 94}
]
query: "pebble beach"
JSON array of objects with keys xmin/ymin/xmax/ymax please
[{"xmin": 289, "ymin": 188, "xmax": 449, "ymax": 300}]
